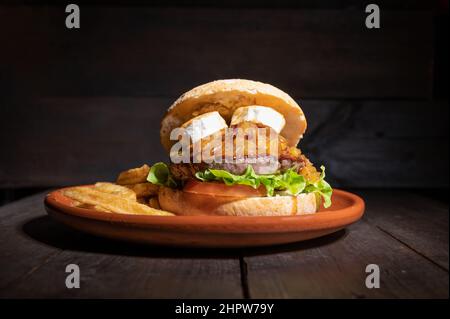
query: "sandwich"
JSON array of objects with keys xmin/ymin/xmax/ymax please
[{"xmin": 148, "ymin": 79, "xmax": 332, "ymax": 216}]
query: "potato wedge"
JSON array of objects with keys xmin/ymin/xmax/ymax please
[
  {"xmin": 137, "ymin": 197, "xmax": 148, "ymax": 204},
  {"xmin": 72, "ymin": 199, "xmax": 83, "ymax": 206},
  {"xmin": 116, "ymin": 164, "xmax": 150, "ymax": 185},
  {"xmin": 126, "ymin": 182, "xmax": 159, "ymax": 198},
  {"xmin": 72, "ymin": 202, "xmax": 111, "ymax": 213},
  {"xmin": 63, "ymin": 187, "xmax": 174, "ymax": 216},
  {"xmin": 94, "ymin": 182, "xmax": 136, "ymax": 201},
  {"xmin": 93, "ymin": 205, "xmax": 112, "ymax": 213},
  {"xmin": 148, "ymin": 197, "xmax": 161, "ymax": 210}
]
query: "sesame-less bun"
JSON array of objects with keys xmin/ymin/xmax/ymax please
[
  {"xmin": 160, "ymin": 79, "xmax": 307, "ymax": 152},
  {"xmin": 158, "ymin": 187, "xmax": 318, "ymax": 216}
]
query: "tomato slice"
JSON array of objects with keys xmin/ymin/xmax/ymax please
[{"xmin": 183, "ymin": 179, "xmax": 266, "ymax": 197}]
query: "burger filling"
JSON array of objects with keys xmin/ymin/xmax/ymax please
[{"xmin": 148, "ymin": 108, "xmax": 332, "ymax": 208}]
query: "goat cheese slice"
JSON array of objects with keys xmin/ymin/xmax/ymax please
[
  {"xmin": 181, "ymin": 111, "xmax": 227, "ymax": 143},
  {"xmin": 230, "ymin": 105, "xmax": 286, "ymax": 133}
]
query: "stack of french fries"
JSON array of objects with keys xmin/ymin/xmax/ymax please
[{"xmin": 62, "ymin": 164, "xmax": 174, "ymax": 216}]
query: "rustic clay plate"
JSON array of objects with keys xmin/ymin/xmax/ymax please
[{"xmin": 44, "ymin": 187, "xmax": 364, "ymax": 248}]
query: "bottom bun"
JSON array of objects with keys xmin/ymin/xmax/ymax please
[{"xmin": 158, "ymin": 187, "xmax": 319, "ymax": 216}]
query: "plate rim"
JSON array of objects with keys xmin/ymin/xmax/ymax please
[{"xmin": 44, "ymin": 187, "xmax": 365, "ymax": 233}]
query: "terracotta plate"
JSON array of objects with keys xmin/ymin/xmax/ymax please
[{"xmin": 44, "ymin": 188, "xmax": 364, "ymax": 248}]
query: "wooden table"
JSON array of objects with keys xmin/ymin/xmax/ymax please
[{"xmin": 0, "ymin": 190, "xmax": 448, "ymax": 298}]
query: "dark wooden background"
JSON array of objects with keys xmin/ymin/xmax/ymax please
[{"xmin": 0, "ymin": 1, "xmax": 448, "ymax": 204}]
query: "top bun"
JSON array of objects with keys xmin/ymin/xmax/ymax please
[{"xmin": 160, "ymin": 79, "xmax": 307, "ymax": 152}]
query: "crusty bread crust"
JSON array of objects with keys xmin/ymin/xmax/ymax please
[
  {"xmin": 158, "ymin": 187, "xmax": 318, "ymax": 216},
  {"xmin": 160, "ymin": 79, "xmax": 307, "ymax": 152}
]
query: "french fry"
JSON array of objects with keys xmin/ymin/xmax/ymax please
[
  {"xmin": 137, "ymin": 197, "xmax": 148, "ymax": 204},
  {"xmin": 72, "ymin": 202, "xmax": 111, "ymax": 213},
  {"xmin": 72, "ymin": 199, "xmax": 83, "ymax": 206},
  {"xmin": 126, "ymin": 182, "xmax": 159, "ymax": 198},
  {"xmin": 116, "ymin": 164, "xmax": 150, "ymax": 185},
  {"xmin": 93, "ymin": 205, "xmax": 112, "ymax": 213},
  {"xmin": 63, "ymin": 187, "xmax": 174, "ymax": 216},
  {"xmin": 148, "ymin": 197, "xmax": 160, "ymax": 210},
  {"xmin": 94, "ymin": 182, "xmax": 136, "ymax": 201}
]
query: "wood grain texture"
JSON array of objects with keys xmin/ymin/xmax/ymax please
[
  {"xmin": 0, "ymin": 192, "xmax": 243, "ymax": 298},
  {"xmin": 1, "ymin": 1, "xmax": 435, "ymax": 9},
  {"xmin": 0, "ymin": 193, "xmax": 63, "ymax": 291},
  {"xmin": 0, "ymin": 98, "xmax": 447, "ymax": 187},
  {"xmin": 302, "ymin": 100, "xmax": 449, "ymax": 188},
  {"xmin": 0, "ymin": 190, "xmax": 448, "ymax": 298},
  {"xmin": 243, "ymin": 225, "xmax": 448, "ymax": 298},
  {"xmin": 361, "ymin": 190, "xmax": 449, "ymax": 270},
  {"xmin": 0, "ymin": 5, "xmax": 444, "ymax": 189},
  {"xmin": 242, "ymin": 190, "xmax": 448, "ymax": 298},
  {"xmin": 0, "ymin": 97, "xmax": 169, "ymax": 187},
  {"xmin": 0, "ymin": 6, "xmax": 433, "ymax": 98}
]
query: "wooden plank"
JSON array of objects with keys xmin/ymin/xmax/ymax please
[
  {"xmin": 244, "ymin": 221, "xmax": 448, "ymax": 298},
  {"xmin": 243, "ymin": 191, "xmax": 449, "ymax": 298},
  {"xmin": 0, "ymin": 97, "xmax": 170, "ymax": 187},
  {"xmin": 0, "ymin": 192, "xmax": 243, "ymax": 298},
  {"xmin": 1, "ymin": 190, "xmax": 448, "ymax": 298},
  {"xmin": 302, "ymin": 100, "xmax": 449, "ymax": 188},
  {"xmin": 0, "ymin": 192, "xmax": 64, "ymax": 291},
  {"xmin": 0, "ymin": 6, "xmax": 433, "ymax": 98},
  {"xmin": 2, "ymin": 248, "xmax": 243, "ymax": 298},
  {"xmin": 0, "ymin": 98, "xmax": 447, "ymax": 187},
  {"xmin": 1, "ymin": 1, "xmax": 434, "ymax": 10},
  {"xmin": 360, "ymin": 190, "xmax": 449, "ymax": 270},
  {"xmin": 303, "ymin": 100, "xmax": 449, "ymax": 139}
]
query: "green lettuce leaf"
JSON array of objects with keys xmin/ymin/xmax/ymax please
[
  {"xmin": 303, "ymin": 166, "xmax": 333, "ymax": 208},
  {"xmin": 196, "ymin": 165, "xmax": 333, "ymax": 208},
  {"xmin": 147, "ymin": 162, "xmax": 177, "ymax": 188},
  {"xmin": 148, "ymin": 162, "xmax": 333, "ymax": 208}
]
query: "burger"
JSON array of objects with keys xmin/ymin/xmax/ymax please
[{"xmin": 148, "ymin": 79, "xmax": 332, "ymax": 216}]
